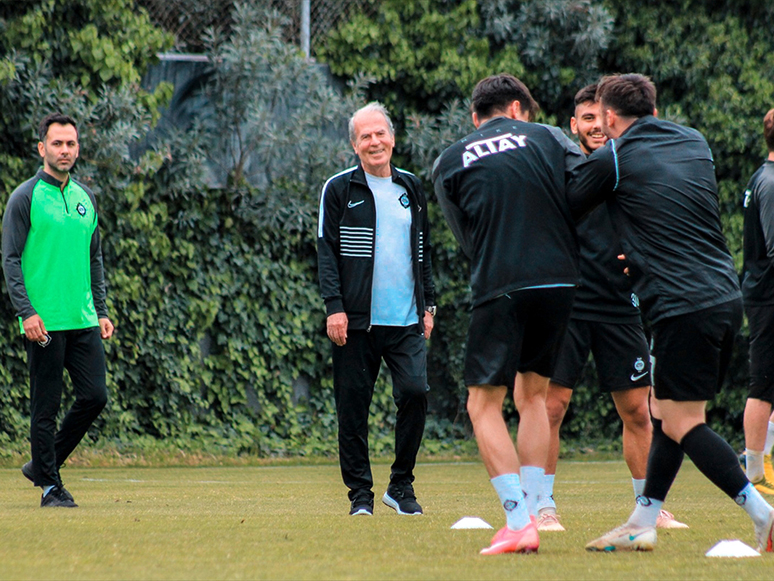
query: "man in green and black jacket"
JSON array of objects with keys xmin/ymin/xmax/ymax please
[{"xmin": 2, "ymin": 112, "xmax": 114, "ymax": 508}]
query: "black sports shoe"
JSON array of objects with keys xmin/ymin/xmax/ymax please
[
  {"xmin": 349, "ymin": 496, "xmax": 374, "ymax": 516},
  {"xmin": 21, "ymin": 461, "xmax": 34, "ymax": 483},
  {"xmin": 383, "ymin": 482, "xmax": 423, "ymax": 515},
  {"xmin": 22, "ymin": 461, "xmax": 74, "ymax": 502},
  {"xmin": 40, "ymin": 486, "xmax": 78, "ymax": 508}
]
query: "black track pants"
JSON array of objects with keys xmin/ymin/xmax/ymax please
[
  {"xmin": 26, "ymin": 327, "xmax": 107, "ymax": 487},
  {"xmin": 332, "ymin": 325, "xmax": 428, "ymax": 500}
]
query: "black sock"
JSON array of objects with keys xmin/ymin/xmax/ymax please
[
  {"xmin": 643, "ymin": 419, "xmax": 684, "ymax": 501},
  {"xmin": 680, "ymin": 423, "xmax": 748, "ymax": 499}
]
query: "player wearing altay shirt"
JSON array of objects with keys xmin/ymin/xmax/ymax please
[
  {"xmin": 433, "ymin": 73, "xmax": 581, "ymax": 555},
  {"xmin": 567, "ymin": 73, "xmax": 774, "ymax": 554}
]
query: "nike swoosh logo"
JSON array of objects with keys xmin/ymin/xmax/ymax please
[
  {"xmin": 630, "ymin": 371, "xmax": 649, "ymax": 382},
  {"xmin": 347, "ymin": 200, "xmax": 364, "ymax": 208}
]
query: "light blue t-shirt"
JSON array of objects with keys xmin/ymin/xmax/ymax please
[{"xmin": 366, "ymin": 173, "xmax": 418, "ymax": 327}]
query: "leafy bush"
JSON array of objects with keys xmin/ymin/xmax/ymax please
[
  {"xmin": 318, "ymin": 0, "xmax": 525, "ymax": 119},
  {"xmin": 0, "ymin": 2, "xmax": 447, "ymax": 458},
  {"xmin": 320, "ymin": 0, "xmax": 774, "ymax": 450},
  {"xmin": 0, "ymin": 0, "xmax": 174, "ymax": 446},
  {"xmin": 4, "ymin": 0, "xmax": 772, "ymax": 458}
]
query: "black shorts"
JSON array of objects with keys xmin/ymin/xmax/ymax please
[
  {"xmin": 464, "ymin": 287, "xmax": 575, "ymax": 387},
  {"xmin": 746, "ymin": 303, "xmax": 774, "ymax": 404},
  {"xmin": 650, "ymin": 298, "xmax": 742, "ymax": 402},
  {"xmin": 551, "ymin": 318, "xmax": 651, "ymax": 392}
]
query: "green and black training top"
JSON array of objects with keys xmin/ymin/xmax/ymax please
[{"xmin": 2, "ymin": 169, "xmax": 108, "ymax": 332}]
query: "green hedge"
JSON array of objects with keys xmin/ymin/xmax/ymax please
[
  {"xmin": 318, "ymin": 0, "xmax": 774, "ymax": 450},
  {"xmin": 3, "ymin": 1, "xmax": 771, "ymax": 458},
  {"xmin": 0, "ymin": 4, "xmax": 470, "ymax": 458}
]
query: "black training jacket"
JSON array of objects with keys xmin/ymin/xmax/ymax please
[
  {"xmin": 567, "ymin": 116, "xmax": 741, "ymax": 323},
  {"xmin": 317, "ymin": 163, "xmax": 435, "ymax": 331},
  {"xmin": 432, "ymin": 117, "xmax": 580, "ymax": 308},
  {"xmin": 572, "ymin": 203, "xmax": 641, "ymax": 324},
  {"xmin": 742, "ymin": 160, "xmax": 774, "ymax": 305}
]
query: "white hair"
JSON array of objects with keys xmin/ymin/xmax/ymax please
[{"xmin": 348, "ymin": 101, "xmax": 395, "ymax": 143}]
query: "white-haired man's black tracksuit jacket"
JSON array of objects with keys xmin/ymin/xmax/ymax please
[{"xmin": 317, "ymin": 162, "xmax": 435, "ymax": 502}]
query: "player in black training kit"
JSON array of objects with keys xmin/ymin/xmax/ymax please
[
  {"xmin": 539, "ymin": 85, "xmax": 685, "ymax": 532},
  {"xmin": 433, "ymin": 74, "xmax": 581, "ymax": 555},
  {"xmin": 568, "ymin": 74, "xmax": 774, "ymax": 553},
  {"xmin": 741, "ymin": 108, "xmax": 774, "ymax": 495}
]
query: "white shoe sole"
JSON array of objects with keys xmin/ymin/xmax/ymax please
[
  {"xmin": 586, "ymin": 527, "xmax": 657, "ymax": 552},
  {"xmin": 382, "ymin": 492, "xmax": 422, "ymax": 515}
]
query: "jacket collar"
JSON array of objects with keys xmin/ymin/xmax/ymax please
[
  {"xmin": 350, "ymin": 162, "xmax": 405, "ymax": 188},
  {"xmin": 37, "ymin": 168, "xmax": 69, "ymax": 190},
  {"xmin": 619, "ymin": 114, "xmax": 656, "ymax": 138}
]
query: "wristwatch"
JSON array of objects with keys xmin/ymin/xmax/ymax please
[{"xmin": 425, "ymin": 306, "xmax": 437, "ymax": 316}]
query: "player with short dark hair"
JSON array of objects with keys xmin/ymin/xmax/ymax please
[
  {"xmin": 38, "ymin": 112, "xmax": 78, "ymax": 143},
  {"xmin": 568, "ymin": 74, "xmax": 774, "ymax": 553},
  {"xmin": 538, "ymin": 84, "xmax": 685, "ymax": 532},
  {"xmin": 433, "ymin": 73, "xmax": 582, "ymax": 555},
  {"xmin": 470, "ymin": 74, "xmax": 540, "ymax": 122},
  {"xmin": 3, "ymin": 112, "xmax": 114, "ymax": 508},
  {"xmin": 741, "ymin": 107, "xmax": 774, "ymax": 495}
]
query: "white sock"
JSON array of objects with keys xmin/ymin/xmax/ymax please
[
  {"xmin": 735, "ymin": 482, "xmax": 774, "ymax": 529},
  {"xmin": 42, "ymin": 485, "xmax": 55, "ymax": 497},
  {"xmin": 491, "ymin": 473, "xmax": 530, "ymax": 531},
  {"xmin": 537, "ymin": 473, "xmax": 557, "ymax": 512},
  {"xmin": 520, "ymin": 465, "xmax": 545, "ymax": 517},
  {"xmin": 766, "ymin": 422, "xmax": 774, "ymax": 456},
  {"xmin": 627, "ymin": 496, "xmax": 663, "ymax": 528},
  {"xmin": 746, "ymin": 449, "xmax": 765, "ymax": 482},
  {"xmin": 632, "ymin": 478, "xmax": 646, "ymax": 499}
]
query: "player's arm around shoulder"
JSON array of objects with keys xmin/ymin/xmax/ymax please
[{"xmin": 566, "ymin": 142, "xmax": 618, "ymax": 222}]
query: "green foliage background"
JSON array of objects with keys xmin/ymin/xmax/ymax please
[
  {"xmin": 0, "ymin": 2, "xmax": 362, "ymax": 458},
  {"xmin": 320, "ymin": 0, "xmax": 774, "ymax": 447},
  {"xmin": 1, "ymin": 0, "xmax": 773, "ymax": 459}
]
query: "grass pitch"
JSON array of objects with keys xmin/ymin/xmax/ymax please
[{"xmin": 0, "ymin": 460, "xmax": 771, "ymax": 580}]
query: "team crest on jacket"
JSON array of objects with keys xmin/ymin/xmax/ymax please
[
  {"xmin": 631, "ymin": 293, "xmax": 639, "ymax": 309},
  {"xmin": 76, "ymin": 202, "xmax": 87, "ymax": 217},
  {"xmin": 399, "ymin": 193, "xmax": 410, "ymax": 208}
]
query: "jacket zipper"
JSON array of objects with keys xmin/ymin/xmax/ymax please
[
  {"xmin": 407, "ymin": 185, "xmax": 425, "ymax": 333},
  {"xmin": 60, "ymin": 183, "xmax": 69, "ymax": 214}
]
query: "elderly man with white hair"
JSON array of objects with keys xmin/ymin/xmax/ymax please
[{"xmin": 317, "ymin": 102, "xmax": 436, "ymax": 517}]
